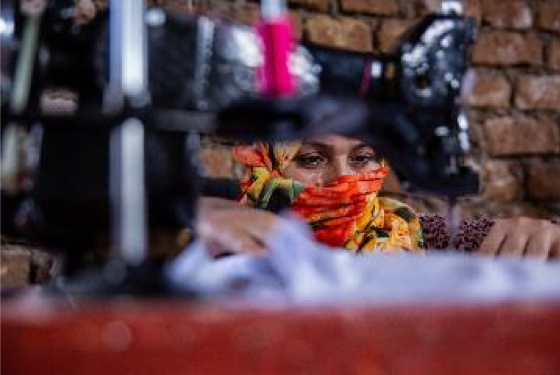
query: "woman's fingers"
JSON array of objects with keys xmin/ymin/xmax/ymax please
[
  {"xmin": 196, "ymin": 205, "xmax": 282, "ymax": 258},
  {"xmin": 478, "ymin": 218, "xmax": 560, "ymax": 260},
  {"xmin": 549, "ymin": 241, "xmax": 560, "ymax": 260},
  {"xmin": 518, "ymin": 219, "xmax": 558, "ymax": 260},
  {"xmin": 478, "ymin": 218, "xmax": 530, "ymax": 258},
  {"xmin": 226, "ymin": 231, "xmax": 266, "ymax": 257},
  {"xmin": 199, "ymin": 218, "xmax": 266, "ymax": 257},
  {"xmin": 497, "ymin": 232, "xmax": 528, "ymax": 258},
  {"xmin": 477, "ymin": 222, "xmax": 507, "ymax": 257},
  {"xmin": 524, "ymin": 233, "xmax": 552, "ymax": 261}
]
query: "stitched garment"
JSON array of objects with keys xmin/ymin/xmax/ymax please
[{"xmin": 232, "ymin": 142, "xmax": 425, "ymax": 253}]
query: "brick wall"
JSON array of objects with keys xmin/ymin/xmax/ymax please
[{"xmin": 165, "ymin": 0, "xmax": 559, "ymax": 219}]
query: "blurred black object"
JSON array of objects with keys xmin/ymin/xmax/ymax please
[
  {"xmin": 1, "ymin": 0, "xmax": 478, "ymax": 280},
  {"xmin": 306, "ymin": 7, "xmax": 479, "ymax": 196},
  {"xmin": 1, "ymin": 1, "xmax": 202, "ymax": 254}
]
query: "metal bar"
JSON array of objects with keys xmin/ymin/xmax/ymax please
[
  {"xmin": 109, "ymin": 0, "xmax": 148, "ymax": 266},
  {"xmin": 110, "ymin": 118, "xmax": 147, "ymax": 266},
  {"xmin": 3, "ymin": 10, "xmax": 42, "ymax": 194},
  {"xmin": 193, "ymin": 17, "xmax": 214, "ymax": 110},
  {"xmin": 109, "ymin": 0, "xmax": 148, "ymax": 104},
  {"xmin": 11, "ymin": 14, "xmax": 41, "ymax": 114}
]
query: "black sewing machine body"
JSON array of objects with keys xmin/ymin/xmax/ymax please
[{"xmin": 1, "ymin": 1, "xmax": 478, "ymax": 273}]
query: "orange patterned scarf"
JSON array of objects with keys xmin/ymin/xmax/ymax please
[{"xmin": 232, "ymin": 142, "xmax": 424, "ymax": 253}]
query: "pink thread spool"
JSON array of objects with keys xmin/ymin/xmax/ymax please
[{"xmin": 257, "ymin": 0, "xmax": 297, "ymax": 97}]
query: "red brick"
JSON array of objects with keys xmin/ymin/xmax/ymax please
[
  {"xmin": 229, "ymin": 3, "xmax": 259, "ymax": 25},
  {"xmin": 413, "ymin": 0, "xmax": 441, "ymax": 15},
  {"xmin": 515, "ymin": 75, "xmax": 560, "ymax": 110},
  {"xmin": 41, "ymin": 91, "xmax": 77, "ymax": 115},
  {"xmin": 305, "ymin": 15, "xmax": 372, "ymax": 52},
  {"xmin": 289, "ymin": 0, "xmax": 329, "ymax": 12},
  {"xmin": 340, "ymin": 0, "xmax": 399, "ymax": 16},
  {"xmin": 483, "ymin": 115, "xmax": 560, "ymax": 156},
  {"xmin": 481, "ymin": 0, "xmax": 532, "ymax": 29},
  {"xmin": 227, "ymin": 5, "xmax": 303, "ymax": 39},
  {"xmin": 377, "ymin": 19, "xmax": 414, "ymax": 52},
  {"xmin": 549, "ymin": 38, "xmax": 560, "ymax": 71},
  {"xmin": 289, "ymin": 12, "xmax": 304, "ymax": 41},
  {"xmin": 464, "ymin": 0, "xmax": 483, "ymax": 23},
  {"xmin": 416, "ymin": 0, "xmax": 482, "ymax": 23},
  {"xmin": 467, "ymin": 72, "xmax": 511, "ymax": 108},
  {"xmin": 1, "ymin": 249, "xmax": 30, "ymax": 289},
  {"xmin": 197, "ymin": 0, "xmax": 241, "ymax": 19},
  {"xmin": 381, "ymin": 169, "xmax": 402, "ymax": 194},
  {"xmin": 538, "ymin": 0, "xmax": 560, "ymax": 33},
  {"xmin": 527, "ymin": 161, "xmax": 560, "ymax": 200},
  {"xmin": 159, "ymin": 0, "xmax": 199, "ymax": 13},
  {"xmin": 481, "ymin": 160, "xmax": 523, "ymax": 202},
  {"xmin": 472, "ymin": 31, "xmax": 543, "ymax": 66}
]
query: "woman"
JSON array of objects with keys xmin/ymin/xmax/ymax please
[{"xmin": 197, "ymin": 134, "xmax": 560, "ymax": 260}]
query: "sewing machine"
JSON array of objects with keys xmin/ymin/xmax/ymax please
[{"xmin": 1, "ymin": 0, "xmax": 477, "ymax": 273}]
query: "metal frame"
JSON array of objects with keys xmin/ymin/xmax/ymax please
[{"xmin": 108, "ymin": 0, "xmax": 148, "ymax": 266}]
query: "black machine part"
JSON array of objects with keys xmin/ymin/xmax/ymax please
[
  {"xmin": 2, "ymin": 116, "xmax": 200, "ymax": 247},
  {"xmin": 306, "ymin": 11, "xmax": 477, "ymax": 109},
  {"xmin": 1, "ymin": 2, "xmax": 478, "ymax": 254},
  {"xmin": 0, "ymin": 0, "xmax": 17, "ymax": 104}
]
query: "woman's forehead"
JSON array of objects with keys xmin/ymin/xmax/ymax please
[{"xmin": 301, "ymin": 134, "xmax": 371, "ymax": 148}]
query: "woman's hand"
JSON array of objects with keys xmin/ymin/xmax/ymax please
[
  {"xmin": 477, "ymin": 217, "xmax": 560, "ymax": 260},
  {"xmin": 196, "ymin": 197, "xmax": 284, "ymax": 258}
]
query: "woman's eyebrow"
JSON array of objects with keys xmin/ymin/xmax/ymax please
[
  {"xmin": 351, "ymin": 143, "xmax": 375, "ymax": 153},
  {"xmin": 300, "ymin": 142, "xmax": 335, "ymax": 153}
]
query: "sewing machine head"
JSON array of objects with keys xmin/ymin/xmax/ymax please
[{"xmin": 218, "ymin": 0, "xmax": 479, "ymax": 197}]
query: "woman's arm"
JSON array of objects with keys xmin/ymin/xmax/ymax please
[{"xmin": 420, "ymin": 214, "xmax": 560, "ymax": 260}]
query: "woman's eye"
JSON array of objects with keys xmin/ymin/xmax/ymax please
[
  {"xmin": 350, "ymin": 154, "xmax": 377, "ymax": 166},
  {"xmin": 295, "ymin": 154, "xmax": 326, "ymax": 168}
]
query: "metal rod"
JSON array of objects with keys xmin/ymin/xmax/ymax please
[
  {"xmin": 110, "ymin": 118, "xmax": 147, "ymax": 266},
  {"xmin": 3, "ymin": 10, "xmax": 42, "ymax": 194},
  {"xmin": 11, "ymin": 14, "xmax": 41, "ymax": 114},
  {"xmin": 108, "ymin": 0, "xmax": 148, "ymax": 266},
  {"xmin": 109, "ymin": 0, "xmax": 148, "ymax": 102}
]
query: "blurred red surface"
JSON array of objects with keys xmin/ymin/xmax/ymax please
[{"xmin": 3, "ymin": 300, "xmax": 560, "ymax": 375}]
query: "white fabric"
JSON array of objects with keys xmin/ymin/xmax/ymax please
[{"xmin": 167, "ymin": 218, "xmax": 560, "ymax": 304}]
